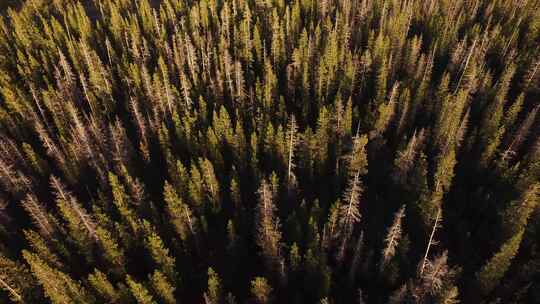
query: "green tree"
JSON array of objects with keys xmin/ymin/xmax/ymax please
[
  {"xmin": 88, "ymin": 269, "xmax": 120, "ymax": 303},
  {"xmin": 204, "ymin": 267, "xmax": 222, "ymax": 304},
  {"xmin": 142, "ymin": 221, "xmax": 176, "ymax": 281},
  {"xmin": 255, "ymin": 179, "xmax": 284, "ymax": 279},
  {"xmin": 476, "ymin": 230, "xmax": 524, "ymax": 295},
  {"xmin": 126, "ymin": 275, "xmax": 156, "ymax": 304},
  {"xmin": 0, "ymin": 254, "xmax": 41, "ymax": 302},
  {"xmin": 251, "ymin": 277, "xmax": 272, "ymax": 304},
  {"xmin": 149, "ymin": 270, "xmax": 176, "ymax": 304},
  {"xmin": 163, "ymin": 181, "xmax": 197, "ymax": 242},
  {"xmin": 23, "ymin": 251, "xmax": 94, "ymax": 304}
]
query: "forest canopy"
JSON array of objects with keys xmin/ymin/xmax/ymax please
[{"xmin": 0, "ymin": 0, "xmax": 539, "ymax": 303}]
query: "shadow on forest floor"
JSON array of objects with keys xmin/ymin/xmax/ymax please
[{"xmin": 0, "ymin": 0, "xmax": 20, "ymax": 13}]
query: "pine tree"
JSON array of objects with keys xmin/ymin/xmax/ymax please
[
  {"xmin": 289, "ymin": 243, "xmax": 301, "ymax": 272},
  {"xmin": 204, "ymin": 267, "xmax": 222, "ymax": 304},
  {"xmin": 250, "ymin": 277, "xmax": 272, "ymax": 304},
  {"xmin": 255, "ymin": 179, "xmax": 284, "ymax": 279},
  {"xmin": 51, "ymin": 176, "xmax": 98, "ymax": 250},
  {"xmin": 476, "ymin": 230, "xmax": 524, "ymax": 295},
  {"xmin": 500, "ymin": 183, "xmax": 539, "ymax": 240},
  {"xmin": 286, "ymin": 115, "xmax": 299, "ymax": 189},
  {"xmin": 21, "ymin": 194, "xmax": 55, "ymax": 238},
  {"xmin": 419, "ymin": 251, "xmax": 456, "ymax": 297},
  {"xmin": 23, "ymin": 230, "xmax": 63, "ymax": 271},
  {"xmin": 345, "ymin": 135, "xmax": 369, "ymax": 178},
  {"xmin": 0, "ymin": 1, "xmax": 538, "ymax": 303},
  {"xmin": 23, "ymin": 251, "xmax": 94, "ymax": 304},
  {"xmin": 335, "ymin": 135, "xmax": 368, "ymax": 261},
  {"xmin": 88, "ymin": 269, "xmax": 120, "ymax": 303},
  {"xmin": 373, "ymin": 82, "xmax": 399, "ymax": 137},
  {"xmin": 0, "ymin": 255, "xmax": 40, "ymax": 302},
  {"xmin": 199, "ymin": 157, "xmax": 221, "ymax": 213},
  {"xmin": 501, "ymin": 105, "xmax": 539, "ymax": 163},
  {"xmin": 163, "ymin": 181, "xmax": 197, "ymax": 242},
  {"xmin": 109, "ymin": 172, "xmax": 141, "ymax": 234},
  {"xmin": 337, "ymin": 173, "xmax": 362, "ymax": 245},
  {"xmin": 188, "ymin": 163, "xmax": 205, "ymax": 209},
  {"xmin": 126, "ymin": 275, "xmax": 156, "ymax": 304},
  {"xmin": 479, "ymin": 63, "xmax": 516, "ymax": 166},
  {"xmin": 419, "ymin": 208, "xmax": 442, "ymax": 276},
  {"xmin": 142, "ymin": 221, "xmax": 176, "ymax": 281},
  {"xmin": 149, "ymin": 270, "xmax": 176, "ymax": 304},
  {"xmin": 95, "ymin": 227, "xmax": 126, "ymax": 274},
  {"xmin": 381, "ymin": 205, "xmax": 405, "ymax": 270}
]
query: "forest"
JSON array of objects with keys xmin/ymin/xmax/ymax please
[{"xmin": 0, "ymin": 0, "xmax": 539, "ymax": 303}]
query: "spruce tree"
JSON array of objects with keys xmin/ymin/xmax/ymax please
[{"xmin": 476, "ymin": 230, "xmax": 525, "ymax": 295}]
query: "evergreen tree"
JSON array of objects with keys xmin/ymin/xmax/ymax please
[
  {"xmin": 255, "ymin": 179, "xmax": 285, "ymax": 279},
  {"xmin": 126, "ymin": 275, "xmax": 156, "ymax": 304},
  {"xmin": 250, "ymin": 277, "xmax": 272, "ymax": 304},
  {"xmin": 0, "ymin": 255, "xmax": 41, "ymax": 302},
  {"xmin": 163, "ymin": 181, "xmax": 197, "ymax": 242},
  {"xmin": 142, "ymin": 221, "xmax": 176, "ymax": 281},
  {"xmin": 476, "ymin": 230, "xmax": 525, "ymax": 295},
  {"xmin": 88, "ymin": 269, "xmax": 120, "ymax": 303},
  {"xmin": 23, "ymin": 251, "xmax": 94, "ymax": 304},
  {"xmin": 149, "ymin": 270, "xmax": 176, "ymax": 304},
  {"xmin": 0, "ymin": 1, "xmax": 537, "ymax": 303},
  {"xmin": 204, "ymin": 267, "xmax": 222, "ymax": 304}
]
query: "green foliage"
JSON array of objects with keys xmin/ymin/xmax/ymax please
[
  {"xmin": 23, "ymin": 251, "xmax": 94, "ymax": 304},
  {"xmin": 88, "ymin": 269, "xmax": 120, "ymax": 303},
  {"xmin": 126, "ymin": 275, "xmax": 156, "ymax": 304},
  {"xmin": 0, "ymin": 254, "xmax": 40, "ymax": 302},
  {"xmin": 476, "ymin": 230, "xmax": 525, "ymax": 295},
  {"xmin": 149, "ymin": 270, "xmax": 176, "ymax": 304},
  {"xmin": 250, "ymin": 277, "xmax": 272, "ymax": 304},
  {"xmin": 142, "ymin": 221, "xmax": 176, "ymax": 281},
  {"xmin": 205, "ymin": 267, "xmax": 222, "ymax": 304},
  {"xmin": 0, "ymin": 0, "xmax": 538, "ymax": 303}
]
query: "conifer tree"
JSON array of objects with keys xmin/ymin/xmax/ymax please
[
  {"xmin": 163, "ymin": 181, "xmax": 197, "ymax": 242},
  {"xmin": 149, "ymin": 270, "xmax": 176, "ymax": 304},
  {"xmin": 255, "ymin": 179, "xmax": 284, "ymax": 279},
  {"xmin": 21, "ymin": 194, "xmax": 55, "ymax": 239},
  {"xmin": 381, "ymin": 205, "xmax": 405, "ymax": 270},
  {"xmin": 88, "ymin": 269, "xmax": 120, "ymax": 303},
  {"xmin": 335, "ymin": 134, "xmax": 368, "ymax": 261},
  {"xmin": 0, "ymin": 1, "xmax": 538, "ymax": 303},
  {"xmin": 126, "ymin": 275, "xmax": 156, "ymax": 304},
  {"xmin": 109, "ymin": 172, "xmax": 140, "ymax": 235},
  {"xmin": 418, "ymin": 251, "xmax": 457, "ymax": 298},
  {"xmin": 199, "ymin": 157, "xmax": 221, "ymax": 212},
  {"xmin": 0, "ymin": 255, "xmax": 40, "ymax": 302},
  {"xmin": 286, "ymin": 115, "xmax": 299, "ymax": 189},
  {"xmin": 420, "ymin": 208, "xmax": 442, "ymax": 276},
  {"xmin": 23, "ymin": 230, "xmax": 63, "ymax": 271},
  {"xmin": 476, "ymin": 230, "xmax": 525, "ymax": 295},
  {"xmin": 23, "ymin": 251, "xmax": 94, "ymax": 304},
  {"xmin": 250, "ymin": 277, "xmax": 272, "ymax": 304},
  {"xmin": 204, "ymin": 267, "xmax": 222, "ymax": 304},
  {"xmin": 142, "ymin": 221, "xmax": 176, "ymax": 281},
  {"xmin": 51, "ymin": 176, "xmax": 98, "ymax": 248},
  {"xmin": 500, "ymin": 183, "xmax": 539, "ymax": 240}
]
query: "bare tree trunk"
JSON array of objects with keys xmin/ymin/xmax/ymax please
[
  {"xmin": 420, "ymin": 208, "xmax": 442, "ymax": 275},
  {"xmin": 0, "ymin": 277, "xmax": 21, "ymax": 302},
  {"xmin": 454, "ymin": 38, "xmax": 477, "ymax": 94}
]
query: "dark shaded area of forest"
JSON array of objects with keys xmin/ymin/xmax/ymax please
[
  {"xmin": 0, "ymin": 1, "xmax": 20, "ymax": 12},
  {"xmin": 0, "ymin": 0, "xmax": 539, "ymax": 303}
]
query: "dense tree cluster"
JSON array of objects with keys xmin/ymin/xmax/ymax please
[{"xmin": 0, "ymin": 0, "xmax": 539, "ymax": 303}]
